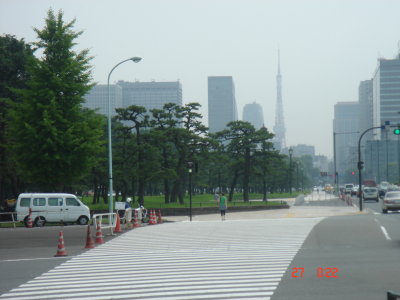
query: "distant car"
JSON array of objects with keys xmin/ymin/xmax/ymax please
[
  {"xmin": 382, "ymin": 191, "xmax": 400, "ymax": 214},
  {"xmin": 351, "ymin": 185, "xmax": 360, "ymax": 196},
  {"xmin": 363, "ymin": 187, "xmax": 379, "ymax": 202},
  {"xmin": 345, "ymin": 184, "xmax": 354, "ymax": 194}
]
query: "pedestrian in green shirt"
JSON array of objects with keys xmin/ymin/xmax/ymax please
[{"xmin": 218, "ymin": 193, "xmax": 227, "ymax": 221}]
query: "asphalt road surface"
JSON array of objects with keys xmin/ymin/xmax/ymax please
[{"xmin": 0, "ymin": 192, "xmax": 399, "ymax": 299}]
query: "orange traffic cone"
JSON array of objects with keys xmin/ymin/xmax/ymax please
[
  {"xmin": 27, "ymin": 208, "xmax": 33, "ymax": 228},
  {"xmin": 95, "ymin": 222, "xmax": 104, "ymax": 244},
  {"xmin": 133, "ymin": 210, "xmax": 141, "ymax": 228},
  {"xmin": 55, "ymin": 231, "xmax": 67, "ymax": 257},
  {"xmin": 149, "ymin": 210, "xmax": 156, "ymax": 225},
  {"xmin": 157, "ymin": 210, "xmax": 163, "ymax": 224},
  {"xmin": 84, "ymin": 225, "xmax": 95, "ymax": 249},
  {"xmin": 114, "ymin": 213, "xmax": 122, "ymax": 233}
]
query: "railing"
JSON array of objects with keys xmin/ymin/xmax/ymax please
[
  {"xmin": 388, "ymin": 291, "xmax": 400, "ymax": 300},
  {"xmin": 92, "ymin": 212, "xmax": 117, "ymax": 235},
  {"xmin": 0, "ymin": 212, "xmax": 18, "ymax": 228}
]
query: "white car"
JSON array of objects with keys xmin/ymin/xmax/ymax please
[
  {"xmin": 362, "ymin": 187, "xmax": 379, "ymax": 202},
  {"xmin": 382, "ymin": 191, "xmax": 400, "ymax": 213}
]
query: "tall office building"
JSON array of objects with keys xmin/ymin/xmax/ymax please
[
  {"xmin": 242, "ymin": 102, "xmax": 264, "ymax": 129},
  {"xmin": 372, "ymin": 57, "xmax": 400, "ymax": 139},
  {"xmin": 273, "ymin": 51, "xmax": 286, "ymax": 151},
  {"xmin": 358, "ymin": 79, "xmax": 374, "ymax": 143},
  {"xmin": 83, "ymin": 84, "xmax": 122, "ymax": 116},
  {"xmin": 208, "ymin": 76, "xmax": 238, "ymax": 133},
  {"xmin": 117, "ymin": 81, "xmax": 182, "ymax": 110},
  {"xmin": 333, "ymin": 102, "xmax": 359, "ymax": 182},
  {"xmin": 83, "ymin": 81, "xmax": 182, "ymax": 116}
]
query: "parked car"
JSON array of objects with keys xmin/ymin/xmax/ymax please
[
  {"xmin": 16, "ymin": 193, "xmax": 90, "ymax": 227},
  {"xmin": 382, "ymin": 191, "xmax": 400, "ymax": 214},
  {"xmin": 363, "ymin": 187, "xmax": 379, "ymax": 202}
]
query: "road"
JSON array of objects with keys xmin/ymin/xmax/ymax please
[{"xmin": 0, "ymin": 192, "xmax": 399, "ymax": 299}]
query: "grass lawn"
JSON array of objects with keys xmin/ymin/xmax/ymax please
[{"xmin": 82, "ymin": 192, "xmax": 301, "ymax": 210}]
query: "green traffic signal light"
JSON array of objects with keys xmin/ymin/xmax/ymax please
[{"xmin": 394, "ymin": 128, "xmax": 400, "ymax": 135}]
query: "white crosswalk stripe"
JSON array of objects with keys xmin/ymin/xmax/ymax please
[{"xmin": 0, "ymin": 218, "xmax": 322, "ymax": 300}]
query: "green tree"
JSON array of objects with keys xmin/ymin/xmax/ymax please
[
  {"xmin": 8, "ymin": 9, "xmax": 103, "ymax": 191},
  {"xmin": 0, "ymin": 35, "xmax": 33, "ymax": 201}
]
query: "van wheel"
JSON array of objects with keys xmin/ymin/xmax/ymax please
[
  {"xmin": 34, "ymin": 217, "xmax": 46, "ymax": 227},
  {"xmin": 77, "ymin": 216, "xmax": 89, "ymax": 225},
  {"xmin": 382, "ymin": 209, "xmax": 388, "ymax": 214}
]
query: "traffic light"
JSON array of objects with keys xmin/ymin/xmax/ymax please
[
  {"xmin": 357, "ymin": 161, "xmax": 364, "ymax": 170},
  {"xmin": 394, "ymin": 127, "xmax": 400, "ymax": 135},
  {"xmin": 187, "ymin": 161, "xmax": 193, "ymax": 173},
  {"xmin": 351, "ymin": 171, "xmax": 355, "ymax": 175}
]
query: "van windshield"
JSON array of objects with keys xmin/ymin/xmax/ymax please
[{"xmin": 20, "ymin": 198, "xmax": 30, "ymax": 207}]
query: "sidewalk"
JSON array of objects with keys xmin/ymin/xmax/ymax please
[{"xmin": 163, "ymin": 194, "xmax": 363, "ymax": 222}]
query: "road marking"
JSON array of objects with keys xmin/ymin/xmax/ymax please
[
  {"xmin": 0, "ymin": 257, "xmax": 72, "ymax": 263},
  {"xmin": 380, "ymin": 226, "xmax": 392, "ymax": 240},
  {"xmin": 0, "ymin": 218, "xmax": 323, "ymax": 300},
  {"xmin": 284, "ymin": 213, "xmax": 295, "ymax": 218}
]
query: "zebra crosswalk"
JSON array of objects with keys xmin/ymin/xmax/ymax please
[{"xmin": 0, "ymin": 218, "xmax": 322, "ymax": 299}]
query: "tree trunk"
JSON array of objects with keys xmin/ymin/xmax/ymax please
[
  {"xmin": 243, "ymin": 147, "xmax": 251, "ymax": 202},
  {"xmin": 228, "ymin": 169, "xmax": 239, "ymax": 202}
]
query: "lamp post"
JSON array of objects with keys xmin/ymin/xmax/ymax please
[
  {"xmin": 187, "ymin": 161, "xmax": 193, "ymax": 222},
  {"xmin": 107, "ymin": 57, "xmax": 142, "ymax": 214},
  {"xmin": 288, "ymin": 147, "xmax": 293, "ymax": 195}
]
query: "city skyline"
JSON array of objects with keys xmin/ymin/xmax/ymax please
[{"xmin": 2, "ymin": 0, "xmax": 400, "ymax": 157}]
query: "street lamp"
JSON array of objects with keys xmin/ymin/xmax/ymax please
[
  {"xmin": 107, "ymin": 57, "xmax": 142, "ymax": 214},
  {"xmin": 288, "ymin": 147, "xmax": 293, "ymax": 195}
]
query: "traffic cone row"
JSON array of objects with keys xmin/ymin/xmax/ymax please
[{"xmin": 54, "ymin": 209, "xmax": 165, "ymax": 256}]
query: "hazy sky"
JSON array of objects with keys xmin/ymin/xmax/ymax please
[{"xmin": 1, "ymin": 0, "xmax": 400, "ymax": 158}]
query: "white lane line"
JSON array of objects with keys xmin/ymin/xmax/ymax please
[
  {"xmin": 0, "ymin": 257, "xmax": 71, "ymax": 263},
  {"xmin": 380, "ymin": 225, "xmax": 392, "ymax": 240},
  {"xmin": 374, "ymin": 218, "xmax": 392, "ymax": 240}
]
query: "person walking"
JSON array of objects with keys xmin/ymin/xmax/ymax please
[{"xmin": 218, "ymin": 193, "xmax": 227, "ymax": 221}]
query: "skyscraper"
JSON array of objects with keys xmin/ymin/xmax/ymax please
[
  {"xmin": 83, "ymin": 81, "xmax": 182, "ymax": 116},
  {"xmin": 242, "ymin": 102, "xmax": 264, "ymax": 129},
  {"xmin": 83, "ymin": 84, "xmax": 122, "ymax": 116},
  {"xmin": 372, "ymin": 56, "xmax": 400, "ymax": 139},
  {"xmin": 117, "ymin": 81, "xmax": 182, "ymax": 110},
  {"xmin": 273, "ymin": 51, "xmax": 286, "ymax": 151},
  {"xmin": 208, "ymin": 76, "xmax": 238, "ymax": 133},
  {"xmin": 333, "ymin": 102, "xmax": 359, "ymax": 181},
  {"xmin": 358, "ymin": 79, "xmax": 373, "ymax": 143}
]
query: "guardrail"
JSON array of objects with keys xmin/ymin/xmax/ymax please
[
  {"xmin": 387, "ymin": 291, "xmax": 400, "ymax": 300},
  {"xmin": 92, "ymin": 212, "xmax": 117, "ymax": 235},
  {"xmin": 0, "ymin": 212, "xmax": 18, "ymax": 228}
]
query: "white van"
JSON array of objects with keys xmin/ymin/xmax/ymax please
[{"xmin": 16, "ymin": 193, "xmax": 90, "ymax": 227}]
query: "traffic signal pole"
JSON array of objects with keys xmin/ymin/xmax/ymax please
[{"xmin": 358, "ymin": 126, "xmax": 385, "ymax": 212}]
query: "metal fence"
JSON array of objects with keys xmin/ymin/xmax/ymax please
[{"xmin": 0, "ymin": 212, "xmax": 18, "ymax": 228}]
